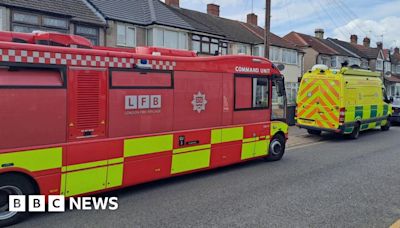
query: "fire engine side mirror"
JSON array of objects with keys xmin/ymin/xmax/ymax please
[
  {"xmin": 276, "ymin": 78, "xmax": 285, "ymax": 97},
  {"xmin": 276, "ymin": 64, "xmax": 285, "ymax": 71}
]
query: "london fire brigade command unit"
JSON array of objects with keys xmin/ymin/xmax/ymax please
[{"xmin": 0, "ymin": 31, "xmax": 288, "ymax": 226}]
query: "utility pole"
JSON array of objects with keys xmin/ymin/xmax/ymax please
[{"xmin": 264, "ymin": 0, "xmax": 271, "ymax": 58}]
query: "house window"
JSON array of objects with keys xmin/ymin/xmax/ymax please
[
  {"xmin": 117, "ymin": 23, "xmax": 136, "ymax": 47},
  {"xmin": 11, "ymin": 11, "xmax": 68, "ymax": 33},
  {"xmin": 269, "ymin": 46, "xmax": 281, "ymax": 62},
  {"xmin": 331, "ymin": 56, "xmax": 338, "ymax": 68},
  {"xmin": 252, "ymin": 45, "xmax": 264, "ymax": 57},
  {"xmin": 148, "ymin": 28, "xmax": 187, "ymax": 50},
  {"xmin": 285, "ymin": 82, "xmax": 299, "ymax": 105},
  {"xmin": 282, "ymin": 49, "xmax": 297, "ymax": 65},
  {"xmin": 0, "ymin": 7, "xmax": 4, "ymax": 31},
  {"xmin": 191, "ymin": 35, "xmax": 227, "ymax": 55},
  {"xmin": 384, "ymin": 62, "xmax": 391, "ymax": 73},
  {"xmin": 42, "ymin": 16, "xmax": 68, "ymax": 29},
  {"xmin": 236, "ymin": 44, "xmax": 249, "ymax": 54},
  {"xmin": 75, "ymin": 25, "xmax": 99, "ymax": 45},
  {"xmin": 219, "ymin": 41, "xmax": 228, "ymax": 55},
  {"xmin": 376, "ymin": 59, "xmax": 384, "ymax": 71}
]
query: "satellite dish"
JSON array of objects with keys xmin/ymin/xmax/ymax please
[{"xmin": 385, "ymin": 71, "xmax": 391, "ymax": 76}]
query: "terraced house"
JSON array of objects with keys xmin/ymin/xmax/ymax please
[{"xmin": 0, "ymin": 0, "xmax": 106, "ymax": 45}]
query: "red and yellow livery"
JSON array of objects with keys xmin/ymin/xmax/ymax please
[{"xmin": 0, "ymin": 31, "xmax": 288, "ymax": 226}]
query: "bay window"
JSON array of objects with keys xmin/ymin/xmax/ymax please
[
  {"xmin": 0, "ymin": 7, "xmax": 3, "ymax": 30},
  {"xmin": 376, "ymin": 59, "xmax": 384, "ymax": 71},
  {"xmin": 75, "ymin": 25, "xmax": 99, "ymax": 45},
  {"xmin": 117, "ymin": 23, "xmax": 136, "ymax": 47},
  {"xmin": 191, "ymin": 35, "xmax": 227, "ymax": 55},
  {"xmin": 11, "ymin": 11, "xmax": 68, "ymax": 34},
  {"xmin": 148, "ymin": 28, "xmax": 187, "ymax": 50},
  {"xmin": 282, "ymin": 49, "xmax": 297, "ymax": 65}
]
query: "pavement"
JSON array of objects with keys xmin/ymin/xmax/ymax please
[
  {"xmin": 286, "ymin": 126, "xmax": 322, "ymax": 148},
  {"xmin": 14, "ymin": 127, "xmax": 400, "ymax": 228}
]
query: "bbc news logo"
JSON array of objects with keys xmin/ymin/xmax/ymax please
[{"xmin": 9, "ymin": 195, "xmax": 119, "ymax": 212}]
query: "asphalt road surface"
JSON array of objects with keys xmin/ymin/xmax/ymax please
[{"xmin": 15, "ymin": 127, "xmax": 400, "ymax": 228}]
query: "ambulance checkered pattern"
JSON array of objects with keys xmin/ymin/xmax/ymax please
[
  {"xmin": 297, "ymin": 78, "xmax": 340, "ymax": 129},
  {"xmin": 0, "ymin": 48, "xmax": 176, "ymax": 70}
]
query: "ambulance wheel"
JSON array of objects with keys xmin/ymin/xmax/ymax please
[
  {"xmin": 265, "ymin": 134, "xmax": 286, "ymax": 162},
  {"xmin": 349, "ymin": 123, "xmax": 360, "ymax": 139},
  {"xmin": 381, "ymin": 119, "xmax": 391, "ymax": 131},
  {"xmin": 0, "ymin": 173, "xmax": 35, "ymax": 227},
  {"xmin": 307, "ymin": 129, "xmax": 321, "ymax": 135}
]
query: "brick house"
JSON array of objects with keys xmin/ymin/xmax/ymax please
[
  {"xmin": 386, "ymin": 48, "xmax": 400, "ymax": 98},
  {"xmin": 0, "ymin": 0, "xmax": 106, "ymax": 45},
  {"xmin": 284, "ymin": 29, "xmax": 367, "ymax": 73}
]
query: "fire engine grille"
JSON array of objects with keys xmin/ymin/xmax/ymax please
[{"xmin": 76, "ymin": 73, "xmax": 100, "ymax": 130}]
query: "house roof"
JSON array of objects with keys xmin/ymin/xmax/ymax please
[
  {"xmin": 0, "ymin": 0, "xmax": 105, "ymax": 25},
  {"xmin": 88, "ymin": 0, "xmax": 197, "ymax": 32},
  {"xmin": 392, "ymin": 52, "xmax": 400, "ymax": 65},
  {"xmin": 284, "ymin": 32, "xmax": 339, "ymax": 55},
  {"xmin": 351, "ymin": 44, "xmax": 380, "ymax": 59},
  {"xmin": 326, "ymin": 38, "xmax": 369, "ymax": 59},
  {"xmin": 89, "ymin": 0, "xmax": 264, "ymax": 44},
  {"xmin": 166, "ymin": 7, "xmax": 263, "ymax": 44},
  {"xmin": 241, "ymin": 23, "xmax": 302, "ymax": 51}
]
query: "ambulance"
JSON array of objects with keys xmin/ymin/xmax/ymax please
[{"xmin": 296, "ymin": 65, "xmax": 392, "ymax": 139}]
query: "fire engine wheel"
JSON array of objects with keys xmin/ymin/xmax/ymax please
[
  {"xmin": 0, "ymin": 173, "xmax": 35, "ymax": 227},
  {"xmin": 348, "ymin": 123, "xmax": 360, "ymax": 139},
  {"xmin": 381, "ymin": 119, "xmax": 391, "ymax": 131},
  {"xmin": 265, "ymin": 134, "xmax": 286, "ymax": 162}
]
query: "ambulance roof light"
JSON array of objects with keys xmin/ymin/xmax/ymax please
[{"xmin": 311, "ymin": 64, "xmax": 329, "ymax": 71}]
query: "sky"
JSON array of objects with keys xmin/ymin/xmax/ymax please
[{"xmin": 169, "ymin": 0, "xmax": 400, "ymax": 49}]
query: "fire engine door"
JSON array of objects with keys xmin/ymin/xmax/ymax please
[{"xmin": 68, "ymin": 68, "xmax": 107, "ymax": 141}]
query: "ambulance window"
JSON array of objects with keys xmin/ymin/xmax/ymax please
[
  {"xmin": 234, "ymin": 75, "xmax": 269, "ymax": 110},
  {"xmin": 0, "ymin": 66, "xmax": 65, "ymax": 88},
  {"xmin": 111, "ymin": 69, "xmax": 173, "ymax": 89}
]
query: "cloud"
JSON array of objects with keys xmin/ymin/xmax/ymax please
[{"xmin": 333, "ymin": 16, "xmax": 400, "ymax": 48}]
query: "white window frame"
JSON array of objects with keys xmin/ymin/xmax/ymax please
[
  {"xmin": 117, "ymin": 23, "xmax": 136, "ymax": 47},
  {"xmin": 0, "ymin": 7, "xmax": 4, "ymax": 31},
  {"xmin": 282, "ymin": 49, "xmax": 298, "ymax": 65},
  {"xmin": 150, "ymin": 27, "xmax": 188, "ymax": 50},
  {"xmin": 269, "ymin": 46, "xmax": 282, "ymax": 62},
  {"xmin": 376, "ymin": 59, "xmax": 384, "ymax": 71}
]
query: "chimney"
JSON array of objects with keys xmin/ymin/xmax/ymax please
[
  {"xmin": 395, "ymin": 47, "xmax": 399, "ymax": 55},
  {"xmin": 165, "ymin": 0, "xmax": 179, "ymax": 7},
  {"xmin": 376, "ymin": 42, "xmax": 383, "ymax": 49},
  {"xmin": 207, "ymin": 4, "xmax": 220, "ymax": 17},
  {"xmin": 350, "ymin": 34, "xmax": 358, "ymax": 44},
  {"xmin": 363, "ymin": 37, "xmax": 371, "ymax": 47},
  {"xmin": 315, "ymin": 28, "xmax": 324, "ymax": 39},
  {"xmin": 247, "ymin": 13, "xmax": 258, "ymax": 26}
]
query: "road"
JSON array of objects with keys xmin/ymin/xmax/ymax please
[{"xmin": 15, "ymin": 127, "xmax": 400, "ymax": 228}]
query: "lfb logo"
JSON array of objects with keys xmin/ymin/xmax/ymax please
[
  {"xmin": 125, "ymin": 95, "xmax": 161, "ymax": 110},
  {"xmin": 192, "ymin": 92, "xmax": 208, "ymax": 113}
]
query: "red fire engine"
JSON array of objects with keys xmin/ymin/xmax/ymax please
[{"xmin": 0, "ymin": 31, "xmax": 288, "ymax": 226}]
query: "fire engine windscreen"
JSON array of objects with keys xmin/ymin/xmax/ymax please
[{"xmin": 272, "ymin": 79, "xmax": 287, "ymax": 120}]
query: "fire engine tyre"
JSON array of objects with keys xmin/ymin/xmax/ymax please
[
  {"xmin": 0, "ymin": 173, "xmax": 35, "ymax": 227},
  {"xmin": 265, "ymin": 134, "xmax": 286, "ymax": 162},
  {"xmin": 307, "ymin": 129, "xmax": 322, "ymax": 135},
  {"xmin": 348, "ymin": 123, "xmax": 360, "ymax": 139},
  {"xmin": 381, "ymin": 119, "xmax": 391, "ymax": 131}
]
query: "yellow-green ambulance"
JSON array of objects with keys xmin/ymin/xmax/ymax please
[{"xmin": 296, "ymin": 65, "xmax": 392, "ymax": 139}]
